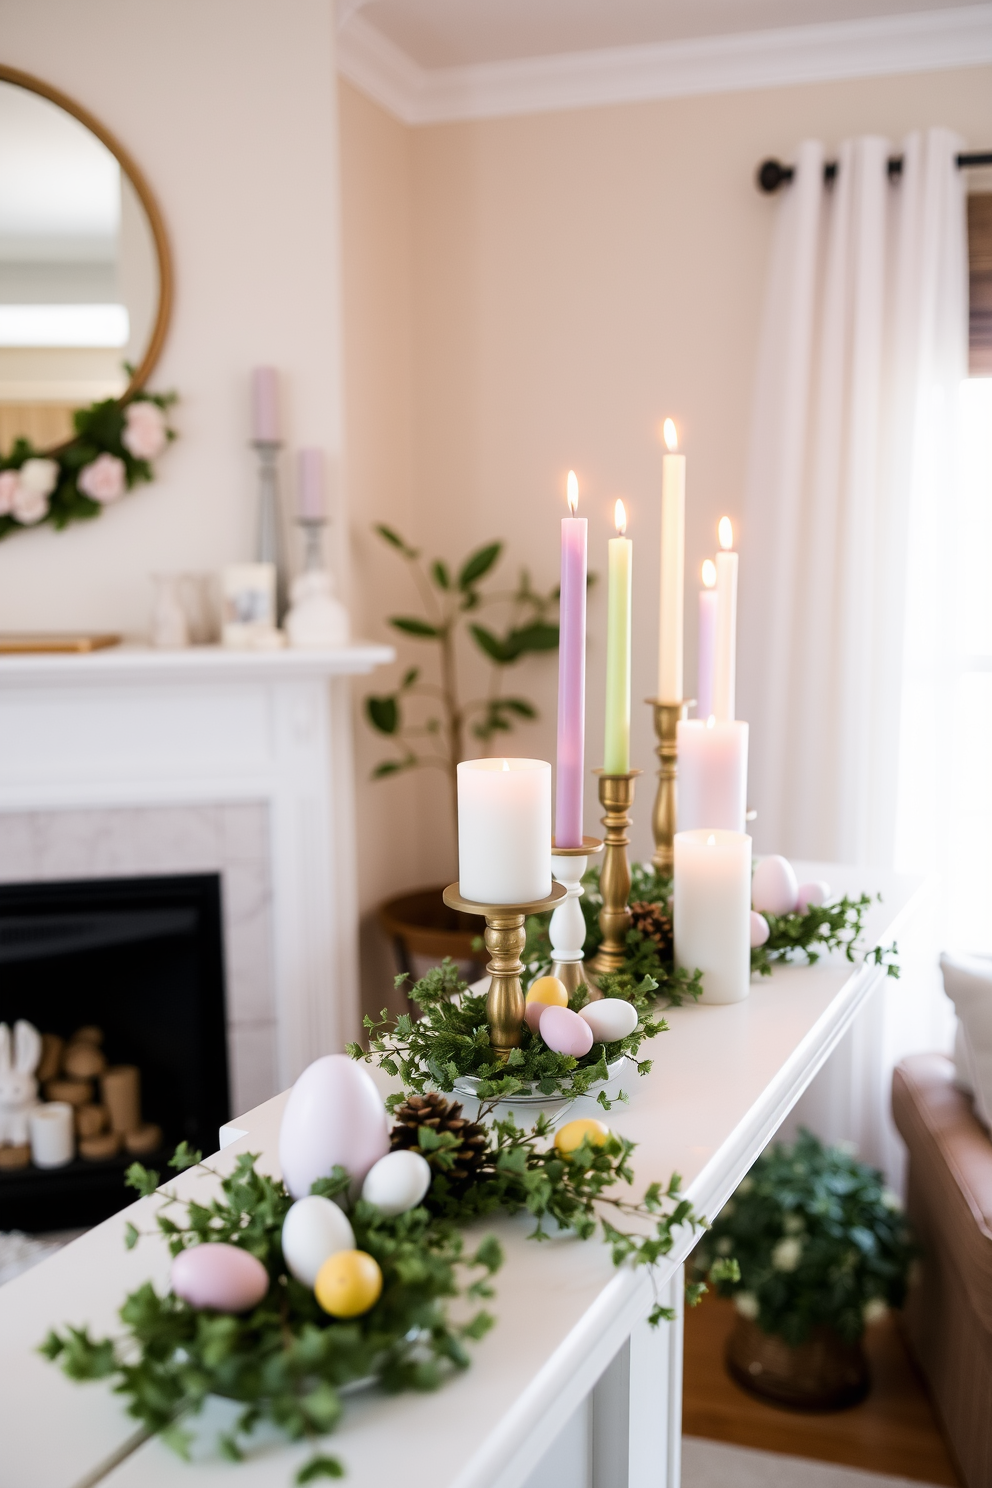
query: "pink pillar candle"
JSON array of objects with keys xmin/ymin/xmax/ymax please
[
  {"xmin": 298, "ymin": 448, "xmax": 325, "ymax": 521},
  {"xmin": 555, "ymin": 473, "xmax": 587, "ymax": 847},
  {"xmin": 697, "ymin": 583, "xmax": 718, "ymax": 719},
  {"xmin": 251, "ymin": 366, "xmax": 280, "ymax": 443},
  {"xmin": 677, "ymin": 717, "xmax": 748, "ymax": 832}
]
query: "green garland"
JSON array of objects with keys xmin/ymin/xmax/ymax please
[
  {"xmin": 525, "ymin": 865, "xmax": 899, "ymax": 987},
  {"xmin": 43, "ymin": 1114, "xmax": 715, "ymax": 1482},
  {"xmin": 350, "ymin": 958, "xmax": 668, "ymax": 1106},
  {"xmin": 0, "ymin": 389, "xmax": 176, "ymax": 540}
]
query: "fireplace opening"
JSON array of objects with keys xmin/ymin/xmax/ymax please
[{"xmin": 0, "ymin": 874, "xmax": 229, "ymax": 1232}]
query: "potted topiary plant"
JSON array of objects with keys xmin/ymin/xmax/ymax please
[
  {"xmin": 695, "ymin": 1130, "xmax": 916, "ymax": 1410},
  {"xmin": 364, "ymin": 525, "xmax": 562, "ymax": 980}
]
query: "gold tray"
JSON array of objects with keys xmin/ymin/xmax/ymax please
[{"xmin": 0, "ymin": 633, "xmax": 121, "ymax": 654}]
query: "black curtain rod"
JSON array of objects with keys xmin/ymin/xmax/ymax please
[{"xmin": 757, "ymin": 151, "xmax": 992, "ymax": 193}]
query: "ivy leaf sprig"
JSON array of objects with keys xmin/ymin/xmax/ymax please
[
  {"xmin": 41, "ymin": 1147, "xmax": 502, "ymax": 1485},
  {"xmin": 348, "ymin": 959, "xmax": 667, "ymax": 1108},
  {"xmin": 750, "ymin": 893, "xmax": 901, "ymax": 979}
]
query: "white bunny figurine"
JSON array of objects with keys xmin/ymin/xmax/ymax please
[{"xmin": 0, "ymin": 1020, "xmax": 42, "ymax": 1146}]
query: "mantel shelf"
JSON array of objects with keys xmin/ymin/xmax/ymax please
[{"xmin": 0, "ymin": 640, "xmax": 395, "ymax": 684}]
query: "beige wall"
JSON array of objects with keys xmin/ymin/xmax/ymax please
[
  {"xmin": 0, "ymin": 0, "xmax": 344, "ymax": 634},
  {"xmin": 341, "ymin": 64, "xmax": 992, "ymax": 983}
]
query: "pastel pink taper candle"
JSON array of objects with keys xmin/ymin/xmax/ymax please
[
  {"xmin": 697, "ymin": 559, "xmax": 717, "ymax": 719},
  {"xmin": 251, "ymin": 366, "xmax": 280, "ymax": 443},
  {"xmin": 555, "ymin": 471, "xmax": 587, "ymax": 847},
  {"xmin": 298, "ymin": 448, "xmax": 325, "ymax": 521}
]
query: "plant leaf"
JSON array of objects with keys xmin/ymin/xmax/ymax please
[
  {"xmin": 458, "ymin": 543, "xmax": 501, "ymax": 590},
  {"xmin": 431, "ymin": 560, "xmax": 451, "ymax": 590},
  {"xmin": 374, "ymin": 524, "xmax": 418, "ymax": 559},
  {"xmin": 469, "ymin": 624, "xmax": 508, "ymax": 663},
  {"xmin": 390, "ymin": 617, "xmax": 440, "ymax": 638},
  {"xmin": 366, "ymin": 695, "xmax": 399, "ymax": 734}
]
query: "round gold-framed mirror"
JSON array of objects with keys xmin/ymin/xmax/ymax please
[{"xmin": 0, "ymin": 64, "xmax": 172, "ymax": 457}]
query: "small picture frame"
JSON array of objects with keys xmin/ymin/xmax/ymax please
[{"xmin": 221, "ymin": 563, "xmax": 277, "ymax": 647}]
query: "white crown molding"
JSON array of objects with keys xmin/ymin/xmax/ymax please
[{"xmin": 337, "ymin": 4, "xmax": 992, "ymax": 125}]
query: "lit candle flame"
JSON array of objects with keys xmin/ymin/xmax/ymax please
[
  {"xmin": 706, "ymin": 715, "xmax": 716, "ymax": 728},
  {"xmin": 663, "ymin": 418, "xmax": 678, "ymax": 452},
  {"xmin": 501, "ymin": 759, "xmax": 509, "ymax": 771},
  {"xmin": 718, "ymin": 517, "xmax": 734, "ymax": 551},
  {"xmin": 566, "ymin": 470, "xmax": 578, "ymax": 514},
  {"xmin": 707, "ymin": 833, "xmax": 716, "ymax": 845},
  {"xmin": 701, "ymin": 559, "xmax": 716, "ymax": 588},
  {"xmin": 614, "ymin": 499, "xmax": 627, "ymax": 536}
]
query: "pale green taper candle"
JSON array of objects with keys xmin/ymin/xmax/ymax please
[{"xmin": 603, "ymin": 500, "xmax": 632, "ymax": 774}]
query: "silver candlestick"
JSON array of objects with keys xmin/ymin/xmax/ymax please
[{"xmin": 252, "ymin": 440, "xmax": 288, "ymax": 622}]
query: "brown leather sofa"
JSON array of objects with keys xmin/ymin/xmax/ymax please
[{"xmin": 892, "ymin": 1054, "xmax": 992, "ymax": 1488}]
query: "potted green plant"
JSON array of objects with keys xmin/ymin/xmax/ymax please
[
  {"xmin": 694, "ymin": 1130, "xmax": 915, "ymax": 1410},
  {"xmin": 364, "ymin": 525, "xmax": 562, "ymax": 978}
]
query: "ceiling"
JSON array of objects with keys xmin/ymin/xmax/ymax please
[
  {"xmin": 336, "ymin": 0, "xmax": 992, "ymax": 124},
  {"xmin": 344, "ymin": 0, "xmax": 983, "ymax": 70}
]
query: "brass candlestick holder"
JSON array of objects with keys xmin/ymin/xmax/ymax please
[
  {"xmin": 442, "ymin": 881, "xmax": 567, "ymax": 1061},
  {"xmin": 647, "ymin": 699, "xmax": 692, "ymax": 878},
  {"xmin": 586, "ymin": 770, "xmax": 641, "ymax": 979}
]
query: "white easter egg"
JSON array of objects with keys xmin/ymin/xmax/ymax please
[
  {"xmin": 362, "ymin": 1149, "xmax": 432, "ymax": 1217},
  {"xmin": 579, "ymin": 998, "xmax": 639, "ymax": 1043},
  {"xmin": 751, "ymin": 856, "xmax": 799, "ymax": 916},
  {"xmin": 279, "ymin": 1054, "xmax": 390, "ymax": 1201},
  {"xmin": 796, "ymin": 880, "xmax": 830, "ymax": 914},
  {"xmin": 750, "ymin": 911, "xmax": 770, "ymax": 948},
  {"xmin": 281, "ymin": 1194, "xmax": 355, "ymax": 1287}
]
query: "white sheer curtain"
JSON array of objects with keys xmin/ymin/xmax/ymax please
[
  {"xmin": 738, "ymin": 129, "xmax": 968, "ymax": 868},
  {"xmin": 738, "ymin": 131, "xmax": 969, "ymax": 1187}
]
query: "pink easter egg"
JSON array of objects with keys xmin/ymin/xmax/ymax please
[
  {"xmin": 539, "ymin": 1004, "xmax": 594, "ymax": 1058},
  {"xmin": 750, "ymin": 911, "xmax": 770, "ymax": 948},
  {"xmin": 796, "ymin": 880, "xmax": 830, "ymax": 914},
  {"xmin": 172, "ymin": 1243, "xmax": 269, "ymax": 1313},
  {"xmin": 524, "ymin": 1001, "xmax": 545, "ymax": 1034},
  {"xmin": 751, "ymin": 856, "xmax": 799, "ymax": 916}
]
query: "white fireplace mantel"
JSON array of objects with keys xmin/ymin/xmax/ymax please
[{"xmin": 0, "ymin": 643, "xmax": 393, "ymax": 1094}]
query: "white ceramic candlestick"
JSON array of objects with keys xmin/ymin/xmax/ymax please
[
  {"xmin": 674, "ymin": 828, "xmax": 751, "ymax": 1004},
  {"xmin": 457, "ymin": 758, "xmax": 552, "ymax": 905},
  {"xmin": 29, "ymin": 1101, "xmax": 74, "ymax": 1168},
  {"xmin": 676, "ymin": 717, "xmax": 749, "ymax": 832},
  {"xmin": 549, "ymin": 837, "xmax": 603, "ymax": 998}
]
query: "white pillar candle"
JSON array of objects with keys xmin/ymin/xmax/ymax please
[
  {"xmin": 457, "ymin": 758, "xmax": 552, "ymax": 904},
  {"xmin": 674, "ymin": 829, "xmax": 752, "ymax": 1004},
  {"xmin": 29, "ymin": 1102, "xmax": 74, "ymax": 1168},
  {"xmin": 658, "ymin": 419, "xmax": 685, "ymax": 701},
  {"xmin": 677, "ymin": 718, "xmax": 749, "ymax": 832},
  {"xmin": 713, "ymin": 518, "xmax": 738, "ymax": 722}
]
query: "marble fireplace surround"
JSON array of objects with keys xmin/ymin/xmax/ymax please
[{"xmin": 0, "ymin": 644, "xmax": 392, "ymax": 1118}]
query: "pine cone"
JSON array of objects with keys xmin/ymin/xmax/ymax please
[
  {"xmin": 390, "ymin": 1092, "xmax": 491, "ymax": 1192},
  {"xmin": 629, "ymin": 900, "xmax": 673, "ymax": 960}
]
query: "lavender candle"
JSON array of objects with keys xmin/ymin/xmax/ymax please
[
  {"xmin": 298, "ymin": 448, "xmax": 325, "ymax": 521},
  {"xmin": 697, "ymin": 558, "xmax": 717, "ymax": 719},
  {"xmin": 554, "ymin": 471, "xmax": 587, "ymax": 848},
  {"xmin": 251, "ymin": 366, "xmax": 280, "ymax": 443}
]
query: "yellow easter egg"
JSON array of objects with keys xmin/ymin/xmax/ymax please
[
  {"xmin": 554, "ymin": 1118, "xmax": 610, "ymax": 1155},
  {"xmin": 526, "ymin": 976, "xmax": 569, "ymax": 1008},
  {"xmin": 314, "ymin": 1249, "xmax": 383, "ymax": 1318}
]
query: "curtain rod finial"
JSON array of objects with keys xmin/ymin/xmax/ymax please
[{"xmin": 757, "ymin": 158, "xmax": 793, "ymax": 193}]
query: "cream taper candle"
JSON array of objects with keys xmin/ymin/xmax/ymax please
[
  {"xmin": 674, "ymin": 828, "xmax": 751, "ymax": 1004},
  {"xmin": 713, "ymin": 517, "xmax": 738, "ymax": 722},
  {"xmin": 457, "ymin": 758, "xmax": 552, "ymax": 904},
  {"xmin": 658, "ymin": 419, "xmax": 685, "ymax": 701}
]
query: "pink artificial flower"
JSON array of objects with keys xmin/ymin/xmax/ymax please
[
  {"xmin": 122, "ymin": 400, "xmax": 168, "ymax": 461},
  {"xmin": 0, "ymin": 470, "xmax": 17, "ymax": 516},
  {"xmin": 78, "ymin": 452, "xmax": 127, "ymax": 505}
]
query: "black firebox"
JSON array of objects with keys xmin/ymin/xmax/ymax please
[{"xmin": 0, "ymin": 874, "xmax": 229, "ymax": 1231}]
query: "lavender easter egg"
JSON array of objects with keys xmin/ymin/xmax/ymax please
[
  {"xmin": 172, "ymin": 1243, "xmax": 268, "ymax": 1313},
  {"xmin": 579, "ymin": 998, "xmax": 638, "ymax": 1043},
  {"xmin": 539, "ymin": 1004, "xmax": 594, "ymax": 1058},
  {"xmin": 796, "ymin": 880, "xmax": 830, "ymax": 914},
  {"xmin": 751, "ymin": 856, "xmax": 799, "ymax": 916},
  {"xmin": 750, "ymin": 911, "xmax": 770, "ymax": 948},
  {"xmin": 279, "ymin": 1054, "xmax": 390, "ymax": 1201}
]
